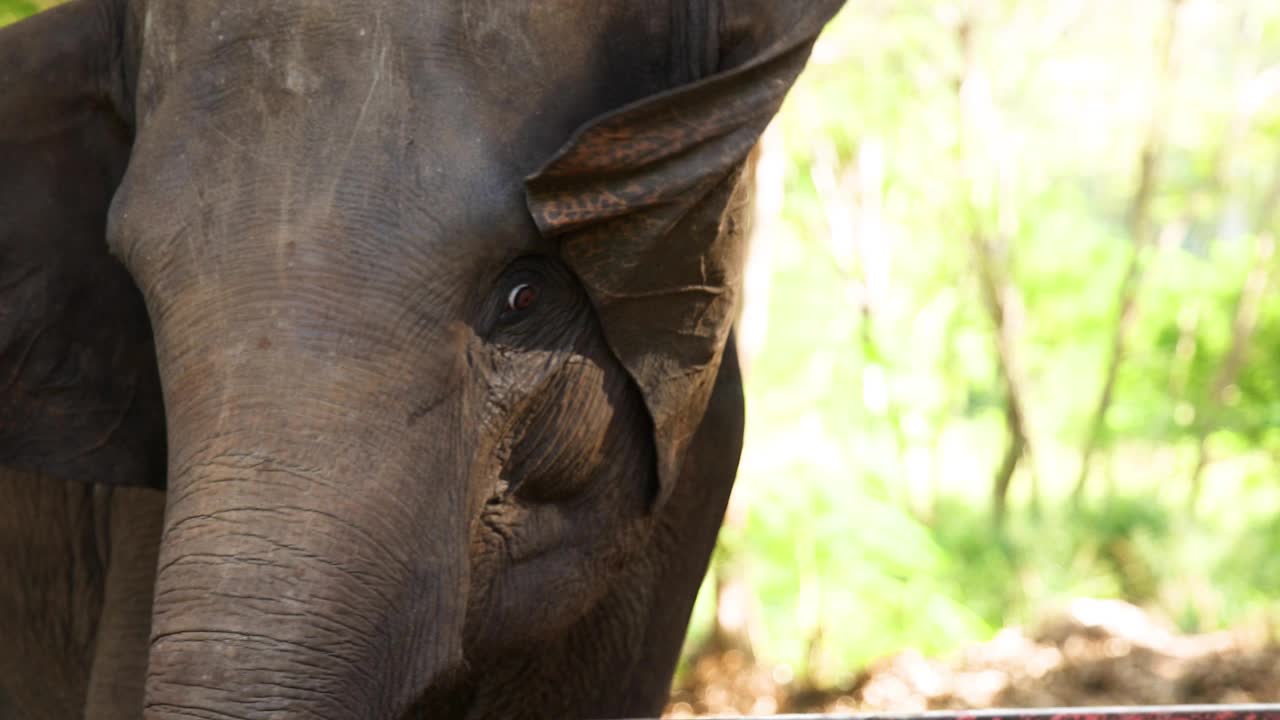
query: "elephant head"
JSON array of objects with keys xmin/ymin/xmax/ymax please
[{"xmin": 0, "ymin": 1, "xmax": 843, "ymax": 717}]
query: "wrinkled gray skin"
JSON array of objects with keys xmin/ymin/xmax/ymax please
[{"xmin": 0, "ymin": 0, "xmax": 839, "ymax": 718}]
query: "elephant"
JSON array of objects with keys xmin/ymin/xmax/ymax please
[{"xmin": 0, "ymin": 1, "xmax": 844, "ymax": 718}]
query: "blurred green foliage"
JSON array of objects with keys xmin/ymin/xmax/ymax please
[
  {"xmin": 0, "ymin": 0, "xmax": 53, "ymax": 26},
  {"xmin": 7, "ymin": 0, "xmax": 1280, "ymax": 695},
  {"xmin": 685, "ymin": 0, "xmax": 1280, "ymax": 689}
]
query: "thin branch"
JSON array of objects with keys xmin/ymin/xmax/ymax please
[
  {"xmin": 1185, "ymin": 162, "xmax": 1280, "ymax": 513},
  {"xmin": 953, "ymin": 13, "xmax": 1037, "ymax": 526},
  {"xmin": 1185, "ymin": 237, "xmax": 1275, "ymax": 513},
  {"xmin": 1073, "ymin": 0, "xmax": 1184, "ymax": 504}
]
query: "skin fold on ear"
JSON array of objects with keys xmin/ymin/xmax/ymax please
[
  {"xmin": 524, "ymin": 0, "xmax": 845, "ymax": 509},
  {"xmin": 0, "ymin": 2, "xmax": 166, "ymax": 488}
]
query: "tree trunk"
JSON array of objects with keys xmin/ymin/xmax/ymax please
[
  {"xmin": 1074, "ymin": 0, "xmax": 1184, "ymax": 504},
  {"xmin": 953, "ymin": 15, "xmax": 1036, "ymax": 526},
  {"xmin": 1187, "ymin": 201, "xmax": 1280, "ymax": 513},
  {"xmin": 811, "ymin": 135, "xmax": 916, "ymax": 510}
]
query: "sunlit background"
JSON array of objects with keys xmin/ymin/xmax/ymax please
[
  {"xmin": 6, "ymin": 0, "xmax": 1280, "ymax": 715},
  {"xmin": 675, "ymin": 0, "xmax": 1280, "ymax": 714}
]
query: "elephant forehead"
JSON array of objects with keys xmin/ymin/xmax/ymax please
[
  {"xmin": 108, "ymin": 122, "xmax": 543, "ymax": 325},
  {"xmin": 129, "ymin": 0, "xmax": 685, "ymax": 168},
  {"xmin": 113, "ymin": 0, "xmax": 698, "ymax": 285}
]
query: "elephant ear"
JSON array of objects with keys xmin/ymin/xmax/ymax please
[
  {"xmin": 525, "ymin": 0, "xmax": 844, "ymax": 509},
  {"xmin": 0, "ymin": 2, "xmax": 166, "ymax": 488}
]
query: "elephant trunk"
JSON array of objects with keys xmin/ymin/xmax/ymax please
[{"xmin": 141, "ymin": 309, "xmax": 473, "ymax": 718}]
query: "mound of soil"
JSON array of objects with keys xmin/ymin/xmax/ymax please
[{"xmin": 666, "ymin": 599, "xmax": 1280, "ymax": 717}]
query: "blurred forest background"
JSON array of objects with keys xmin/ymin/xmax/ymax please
[
  {"xmin": 6, "ymin": 0, "xmax": 1280, "ymax": 714},
  {"xmin": 676, "ymin": 0, "xmax": 1280, "ymax": 713}
]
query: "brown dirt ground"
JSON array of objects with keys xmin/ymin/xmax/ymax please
[{"xmin": 665, "ymin": 599, "xmax": 1280, "ymax": 717}]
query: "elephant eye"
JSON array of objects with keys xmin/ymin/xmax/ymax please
[
  {"xmin": 489, "ymin": 260, "xmax": 555, "ymax": 332},
  {"xmin": 505, "ymin": 283, "xmax": 539, "ymax": 313}
]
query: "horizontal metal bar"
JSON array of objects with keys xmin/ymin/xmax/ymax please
[
  {"xmin": 643, "ymin": 705, "xmax": 1280, "ymax": 720},
  {"xmin": 785, "ymin": 706, "xmax": 1280, "ymax": 720}
]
